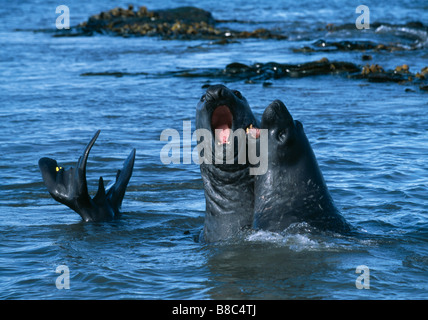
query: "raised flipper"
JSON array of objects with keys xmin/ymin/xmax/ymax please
[
  {"xmin": 106, "ymin": 148, "xmax": 136, "ymax": 210},
  {"xmin": 38, "ymin": 130, "xmax": 136, "ymax": 222}
]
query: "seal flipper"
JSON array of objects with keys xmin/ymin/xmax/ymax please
[
  {"xmin": 106, "ymin": 148, "xmax": 136, "ymax": 213},
  {"xmin": 38, "ymin": 130, "xmax": 135, "ymax": 222},
  {"xmin": 93, "ymin": 176, "xmax": 107, "ymax": 205},
  {"xmin": 38, "ymin": 157, "xmax": 77, "ymax": 208},
  {"xmin": 74, "ymin": 129, "xmax": 100, "ymax": 202},
  {"xmin": 38, "ymin": 130, "xmax": 100, "ymax": 220}
]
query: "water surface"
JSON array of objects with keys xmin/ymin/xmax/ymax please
[{"xmin": 0, "ymin": 0, "xmax": 427, "ymax": 299}]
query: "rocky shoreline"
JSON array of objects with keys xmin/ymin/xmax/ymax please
[
  {"xmin": 173, "ymin": 59, "xmax": 428, "ymax": 91},
  {"xmin": 60, "ymin": 5, "xmax": 286, "ymax": 40},
  {"xmin": 81, "ymin": 58, "xmax": 428, "ymax": 91},
  {"xmin": 68, "ymin": 4, "xmax": 427, "ymax": 91}
]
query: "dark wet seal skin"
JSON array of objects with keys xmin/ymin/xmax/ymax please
[
  {"xmin": 38, "ymin": 130, "xmax": 136, "ymax": 222},
  {"xmin": 253, "ymin": 100, "xmax": 351, "ymax": 234},
  {"xmin": 195, "ymin": 84, "xmax": 260, "ymax": 242}
]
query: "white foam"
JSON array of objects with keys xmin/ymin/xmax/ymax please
[
  {"xmin": 245, "ymin": 223, "xmax": 351, "ymax": 252},
  {"xmin": 245, "ymin": 227, "xmax": 322, "ymax": 252},
  {"xmin": 246, "ymin": 229, "xmax": 284, "ymax": 242}
]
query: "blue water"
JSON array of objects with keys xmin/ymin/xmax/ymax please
[{"xmin": 0, "ymin": 0, "xmax": 427, "ymax": 300}]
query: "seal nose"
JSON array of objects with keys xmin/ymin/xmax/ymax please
[
  {"xmin": 205, "ymin": 84, "xmax": 228, "ymax": 102},
  {"xmin": 261, "ymin": 100, "xmax": 293, "ymax": 128}
]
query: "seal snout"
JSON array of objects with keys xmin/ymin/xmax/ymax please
[
  {"xmin": 205, "ymin": 84, "xmax": 231, "ymax": 103},
  {"xmin": 261, "ymin": 99, "xmax": 293, "ymax": 129},
  {"xmin": 199, "ymin": 83, "xmax": 261, "ymax": 146}
]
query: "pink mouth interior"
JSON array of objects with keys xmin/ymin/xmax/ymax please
[
  {"xmin": 211, "ymin": 105, "xmax": 233, "ymax": 144},
  {"xmin": 246, "ymin": 126, "xmax": 261, "ymax": 139}
]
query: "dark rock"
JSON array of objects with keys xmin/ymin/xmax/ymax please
[{"xmin": 66, "ymin": 5, "xmax": 286, "ymax": 40}]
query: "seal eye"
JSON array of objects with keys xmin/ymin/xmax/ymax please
[
  {"xmin": 200, "ymin": 94, "xmax": 206, "ymax": 102},
  {"xmin": 277, "ymin": 129, "xmax": 288, "ymax": 143},
  {"xmin": 233, "ymin": 90, "xmax": 242, "ymax": 99}
]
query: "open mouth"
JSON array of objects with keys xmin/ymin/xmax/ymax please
[
  {"xmin": 245, "ymin": 123, "xmax": 260, "ymax": 139},
  {"xmin": 211, "ymin": 105, "xmax": 261, "ymax": 145},
  {"xmin": 211, "ymin": 105, "xmax": 233, "ymax": 144}
]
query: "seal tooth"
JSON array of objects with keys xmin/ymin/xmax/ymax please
[{"xmin": 246, "ymin": 123, "xmax": 260, "ymax": 139}]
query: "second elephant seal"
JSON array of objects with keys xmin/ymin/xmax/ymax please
[{"xmin": 253, "ymin": 100, "xmax": 350, "ymax": 233}]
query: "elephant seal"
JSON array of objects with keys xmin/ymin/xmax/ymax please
[
  {"xmin": 39, "ymin": 130, "xmax": 136, "ymax": 222},
  {"xmin": 253, "ymin": 100, "xmax": 350, "ymax": 233},
  {"xmin": 195, "ymin": 84, "xmax": 260, "ymax": 242}
]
